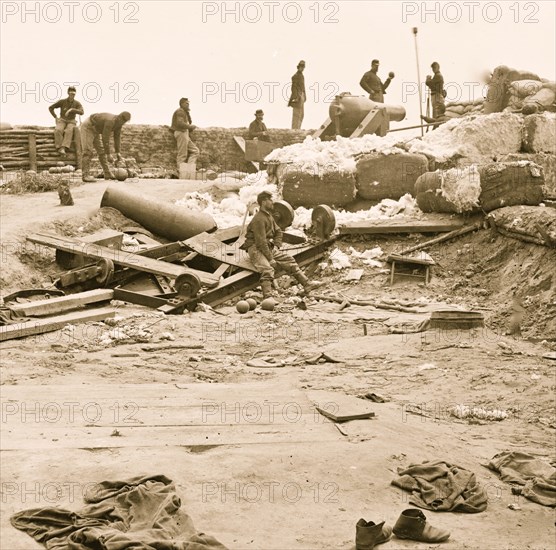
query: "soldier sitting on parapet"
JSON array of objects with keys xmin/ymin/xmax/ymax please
[
  {"xmin": 421, "ymin": 104, "xmax": 449, "ymax": 130},
  {"xmin": 248, "ymin": 109, "xmax": 271, "ymax": 142},
  {"xmin": 48, "ymin": 86, "xmax": 84, "ymax": 156}
]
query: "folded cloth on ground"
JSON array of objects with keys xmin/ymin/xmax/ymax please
[
  {"xmin": 486, "ymin": 451, "xmax": 556, "ymax": 507},
  {"xmin": 10, "ymin": 474, "xmax": 228, "ymax": 549},
  {"xmin": 391, "ymin": 460, "xmax": 487, "ymax": 513}
]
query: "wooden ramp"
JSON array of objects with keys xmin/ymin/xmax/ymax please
[
  {"xmin": 0, "ymin": 383, "xmax": 341, "ymax": 450},
  {"xmin": 233, "ymin": 136, "xmax": 259, "ymax": 171}
]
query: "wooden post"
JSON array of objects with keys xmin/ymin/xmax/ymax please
[{"xmin": 28, "ymin": 134, "xmax": 37, "ymax": 171}]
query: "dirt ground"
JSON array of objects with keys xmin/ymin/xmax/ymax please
[{"xmin": 1, "ymin": 180, "xmax": 555, "ymax": 550}]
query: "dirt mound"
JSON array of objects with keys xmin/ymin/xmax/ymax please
[{"xmin": 1, "ymin": 208, "xmax": 136, "ymax": 293}]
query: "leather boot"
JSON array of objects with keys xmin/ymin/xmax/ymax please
[
  {"xmin": 260, "ymin": 280, "xmax": 274, "ymax": 299},
  {"xmin": 355, "ymin": 518, "xmax": 392, "ymax": 549},
  {"xmin": 293, "ymin": 270, "xmax": 323, "ymax": 294},
  {"xmin": 100, "ymin": 158, "xmax": 115, "ymax": 180},
  {"xmin": 393, "ymin": 509, "xmax": 450, "ymax": 543},
  {"xmin": 81, "ymin": 157, "xmax": 96, "ymax": 183}
]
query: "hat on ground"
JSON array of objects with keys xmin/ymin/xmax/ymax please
[
  {"xmin": 255, "ymin": 109, "xmax": 264, "ymax": 115},
  {"xmin": 257, "ymin": 191, "xmax": 273, "ymax": 205}
]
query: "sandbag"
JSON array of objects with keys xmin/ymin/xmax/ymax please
[
  {"xmin": 0, "ymin": 122, "xmax": 12, "ymax": 131},
  {"xmin": 508, "ymin": 80, "xmax": 543, "ymax": 98},
  {"xmin": 414, "ymin": 172, "xmax": 459, "ymax": 213},
  {"xmin": 522, "ymin": 88, "xmax": 556, "ymax": 114},
  {"xmin": 281, "ymin": 169, "xmax": 356, "ymax": 208},
  {"xmin": 356, "ymin": 153, "xmax": 429, "ymax": 200},
  {"xmin": 478, "ymin": 162, "xmax": 544, "ymax": 212},
  {"xmin": 485, "ymin": 66, "xmax": 541, "ymax": 113}
]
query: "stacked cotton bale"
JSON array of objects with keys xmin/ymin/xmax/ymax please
[
  {"xmin": 444, "ymin": 99, "xmax": 484, "ymax": 120},
  {"xmin": 408, "ymin": 112, "xmax": 523, "ymax": 165},
  {"xmin": 415, "ymin": 161, "xmax": 544, "ymax": 213},
  {"xmin": 522, "ymin": 113, "xmax": 556, "ymax": 154},
  {"xmin": 504, "ymin": 152, "xmax": 556, "ymax": 198},
  {"xmin": 280, "ymin": 165, "xmax": 357, "ymax": 208},
  {"xmin": 266, "ymin": 134, "xmax": 407, "ymax": 207},
  {"xmin": 356, "ymin": 153, "xmax": 429, "ymax": 200}
]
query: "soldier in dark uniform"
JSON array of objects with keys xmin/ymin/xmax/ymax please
[
  {"xmin": 80, "ymin": 112, "xmax": 131, "ymax": 182},
  {"xmin": 360, "ymin": 59, "xmax": 395, "ymax": 103},
  {"xmin": 426, "ymin": 62, "xmax": 446, "ymax": 118}
]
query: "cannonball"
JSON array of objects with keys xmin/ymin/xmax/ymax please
[
  {"xmin": 261, "ymin": 298, "xmax": 276, "ymax": 311},
  {"xmin": 246, "ymin": 298, "xmax": 257, "ymax": 310},
  {"xmin": 389, "ymin": 71, "xmax": 395, "ymax": 78},
  {"xmin": 236, "ymin": 300, "xmax": 250, "ymax": 314},
  {"xmin": 114, "ymin": 168, "xmax": 128, "ymax": 181}
]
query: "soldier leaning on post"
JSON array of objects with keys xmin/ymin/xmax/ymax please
[
  {"xmin": 171, "ymin": 98, "xmax": 200, "ymax": 171},
  {"xmin": 48, "ymin": 86, "xmax": 84, "ymax": 156},
  {"xmin": 360, "ymin": 59, "xmax": 395, "ymax": 103},
  {"xmin": 80, "ymin": 112, "xmax": 131, "ymax": 183},
  {"xmin": 426, "ymin": 62, "xmax": 446, "ymax": 118}
]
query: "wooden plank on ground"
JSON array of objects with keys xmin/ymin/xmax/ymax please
[
  {"xmin": 308, "ymin": 390, "xmax": 377, "ymax": 423},
  {"xmin": 184, "ymin": 232, "xmax": 255, "ymax": 271},
  {"xmin": 0, "ymin": 307, "xmax": 115, "ymax": 342},
  {"xmin": 0, "ymin": 383, "xmax": 340, "ymax": 449},
  {"xmin": 8, "ymin": 289, "xmax": 114, "ymax": 317},
  {"xmin": 27, "ymin": 233, "xmax": 220, "ymax": 287},
  {"xmin": 338, "ymin": 216, "xmax": 465, "ymax": 235}
]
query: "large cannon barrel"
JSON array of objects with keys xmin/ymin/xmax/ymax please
[
  {"xmin": 101, "ymin": 184, "xmax": 217, "ymax": 241},
  {"xmin": 329, "ymin": 94, "xmax": 406, "ymax": 137}
]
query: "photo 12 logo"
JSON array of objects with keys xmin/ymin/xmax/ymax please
[
  {"xmin": 401, "ymin": 1, "xmax": 540, "ymax": 24},
  {"xmin": 1, "ymin": 2, "xmax": 140, "ymax": 24},
  {"xmin": 1, "ymin": 81, "xmax": 140, "ymax": 104},
  {"xmin": 201, "ymin": 81, "xmax": 340, "ymax": 105},
  {"xmin": 201, "ymin": 1, "xmax": 340, "ymax": 24}
]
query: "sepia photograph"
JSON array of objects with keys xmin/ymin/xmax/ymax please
[{"xmin": 1, "ymin": 1, "xmax": 555, "ymax": 548}]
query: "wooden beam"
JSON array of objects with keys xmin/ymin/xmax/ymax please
[
  {"xmin": 0, "ymin": 307, "xmax": 115, "ymax": 342},
  {"xmin": 8, "ymin": 289, "xmax": 114, "ymax": 317},
  {"xmin": 28, "ymin": 134, "xmax": 37, "ymax": 171},
  {"xmin": 27, "ymin": 233, "xmax": 220, "ymax": 287},
  {"xmin": 400, "ymin": 221, "xmax": 485, "ymax": 255},
  {"xmin": 339, "ymin": 217, "xmax": 466, "ymax": 235}
]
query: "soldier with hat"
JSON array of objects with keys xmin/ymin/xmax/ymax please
[
  {"xmin": 170, "ymin": 97, "xmax": 200, "ymax": 171},
  {"xmin": 248, "ymin": 109, "xmax": 271, "ymax": 142},
  {"xmin": 241, "ymin": 191, "xmax": 322, "ymax": 298},
  {"xmin": 288, "ymin": 60, "xmax": 307, "ymax": 129}
]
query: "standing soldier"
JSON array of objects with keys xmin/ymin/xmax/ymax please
[
  {"xmin": 288, "ymin": 60, "xmax": 306, "ymax": 129},
  {"xmin": 48, "ymin": 86, "xmax": 84, "ymax": 156},
  {"xmin": 80, "ymin": 112, "xmax": 131, "ymax": 183},
  {"xmin": 171, "ymin": 98, "xmax": 200, "ymax": 172},
  {"xmin": 426, "ymin": 62, "xmax": 446, "ymax": 118},
  {"xmin": 360, "ymin": 59, "xmax": 395, "ymax": 103}
]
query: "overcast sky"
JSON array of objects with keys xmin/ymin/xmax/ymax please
[{"xmin": 1, "ymin": 0, "xmax": 555, "ymax": 132}]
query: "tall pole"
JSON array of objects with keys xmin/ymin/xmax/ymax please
[{"xmin": 412, "ymin": 27, "xmax": 424, "ymax": 137}]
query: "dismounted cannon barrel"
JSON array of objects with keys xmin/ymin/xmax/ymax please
[
  {"xmin": 100, "ymin": 184, "xmax": 217, "ymax": 241},
  {"xmin": 329, "ymin": 94, "xmax": 406, "ymax": 137}
]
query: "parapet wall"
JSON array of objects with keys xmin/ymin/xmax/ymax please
[{"xmin": 121, "ymin": 126, "xmax": 313, "ymax": 173}]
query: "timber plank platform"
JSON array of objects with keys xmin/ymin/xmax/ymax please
[
  {"xmin": 338, "ymin": 215, "xmax": 466, "ymax": 235},
  {"xmin": 0, "ymin": 383, "xmax": 340, "ymax": 450}
]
